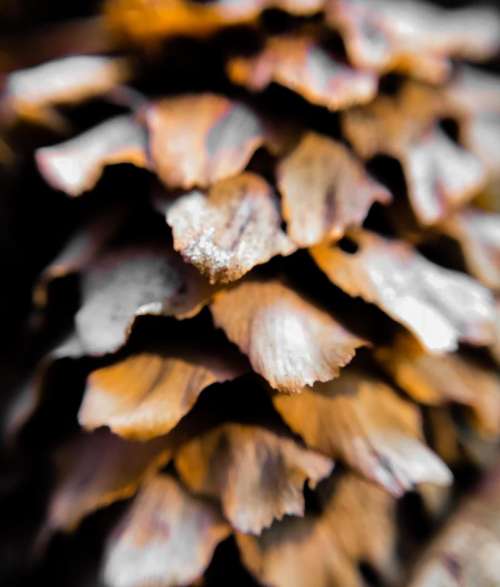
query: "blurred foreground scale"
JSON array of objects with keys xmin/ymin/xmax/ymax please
[
  {"xmin": 3, "ymin": 0, "xmax": 500, "ymax": 586},
  {"xmin": 102, "ymin": 474, "xmax": 232, "ymax": 587},
  {"xmin": 408, "ymin": 464, "xmax": 500, "ymax": 587},
  {"xmin": 104, "ymin": 0, "xmax": 328, "ymax": 42},
  {"xmin": 4, "ymin": 55, "xmax": 130, "ymax": 128}
]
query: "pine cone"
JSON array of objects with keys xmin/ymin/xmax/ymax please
[{"xmin": 1, "ymin": 1, "xmax": 500, "ymax": 586}]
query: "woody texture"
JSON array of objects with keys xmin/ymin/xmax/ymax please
[{"xmin": 1, "ymin": 1, "xmax": 500, "ymax": 586}]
